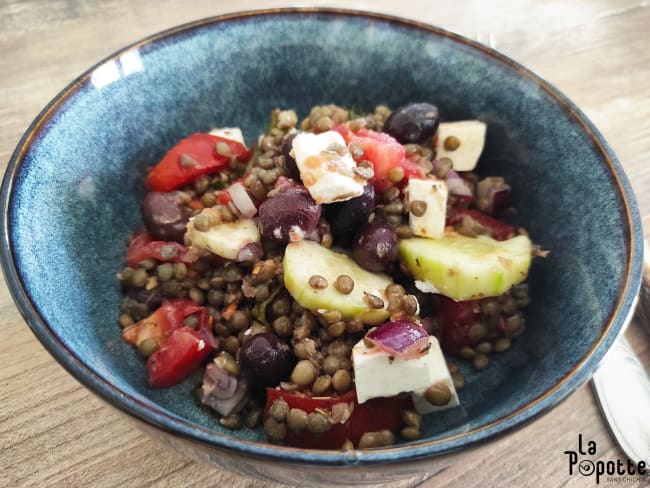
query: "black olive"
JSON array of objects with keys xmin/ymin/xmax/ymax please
[
  {"xmin": 383, "ymin": 103, "xmax": 440, "ymax": 144},
  {"xmin": 239, "ymin": 333, "xmax": 294, "ymax": 389},
  {"xmin": 352, "ymin": 222, "xmax": 398, "ymax": 272},
  {"xmin": 281, "ymin": 133, "xmax": 300, "ymax": 180},
  {"xmin": 141, "ymin": 192, "xmax": 190, "ymax": 243},
  {"xmin": 325, "ymin": 182, "xmax": 375, "ymax": 237}
]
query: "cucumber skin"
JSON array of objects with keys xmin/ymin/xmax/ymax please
[
  {"xmin": 283, "ymin": 240, "xmax": 392, "ymax": 324},
  {"xmin": 398, "ymin": 234, "xmax": 532, "ymax": 301}
]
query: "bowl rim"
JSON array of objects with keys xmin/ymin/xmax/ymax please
[{"xmin": 0, "ymin": 7, "xmax": 643, "ymax": 466}]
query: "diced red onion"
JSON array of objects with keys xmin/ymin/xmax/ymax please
[
  {"xmin": 476, "ymin": 177, "xmax": 511, "ymax": 216},
  {"xmin": 366, "ymin": 321, "xmax": 430, "ymax": 359},
  {"xmin": 200, "ymin": 360, "xmax": 249, "ymax": 416},
  {"xmin": 236, "ymin": 242, "xmax": 263, "ymax": 262},
  {"xmin": 431, "ymin": 160, "xmax": 473, "ymax": 198},
  {"xmin": 227, "ymin": 182, "xmax": 257, "ymax": 218}
]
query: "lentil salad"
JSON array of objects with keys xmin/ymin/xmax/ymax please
[{"xmin": 117, "ymin": 103, "xmax": 537, "ymax": 449}]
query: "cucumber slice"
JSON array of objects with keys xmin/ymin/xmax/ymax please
[
  {"xmin": 186, "ymin": 218, "xmax": 260, "ymax": 260},
  {"xmin": 283, "ymin": 240, "xmax": 392, "ymax": 324},
  {"xmin": 399, "ymin": 234, "xmax": 532, "ymax": 301}
]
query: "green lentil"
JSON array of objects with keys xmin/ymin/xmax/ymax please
[
  {"xmin": 460, "ymin": 346, "xmax": 476, "ymax": 359},
  {"xmin": 469, "ymin": 323, "xmax": 487, "ymax": 341},
  {"xmin": 494, "ymin": 337, "xmax": 511, "ymax": 352},
  {"xmin": 473, "ymin": 353, "xmax": 489, "ymax": 370},
  {"xmin": 189, "ymin": 287, "xmax": 205, "ymax": 305},
  {"xmin": 137, "ymin": 338, "xmax": 159, "ymax": 358},
  {"xmin": 222, "ymin": 335, "xmax": 240, "ymax": 356},
  {"xmin": 409, "ymin": 200, "xmax": 428, "ymax": 217},
  {"xmin": 364, "ymin": 293, "xmax": 384, "ymax": 309},
  {"xmin": 334, "ymin": 275, "xmax": 354, "ymax": 294},
  {"xmin": 308, "ymin": 275, "xmax": 328, "ymax": 290},
  {"xmin": 264, "ymin": 418, "xmax": 287, "ymax": 442},
  {"xmin": 286, "ymin": 408, "xmax": 309, "ymax": 431},
  {"xmin": 220, "ymin": 413, "xmax": 243, "ymax": 430},
  {"xmin": 208, "ymin": 289, "xmax": 225, "ymax": 307},
  {"xmin": 402, "ymin": 410, "xmax": 422, "ymax": 429},
  {"xmin": 229, "ymin": 310, "xmax": 250, "ymax": 331},
  {"xmin": 327, "ymin": 321, "xmax": 346, "ymax": 338},
  {"xmin": 452, "ymin": 372, "xmax": 465, "ymax": 389},
  {"xmin": 138, "ymin": 258, "xmax": 157, "ymax": 270},
  {"xmin": 216, "ymin": 352, "xmax": 240, "ymax": 376},
  {"xmin": 170, "ymin": 262, "xmax": 186, "ymax": 280},
  {"xmin": 475, "ymin": 341, "xmax": 493, "ymax": 355},
  {"xmin": 119, "ymin": 313, "xmax": 134, "ymax": 329},
  {"xmin": 358, "ymin": 432, "xmax": 381, "ymax": 449},
  {"xmin": 443, "ymin": 135, "xmax": 461, "ymax": 151},
  {"xmin": 131, "ymin": 268, "xmax": 148, "ymax": 288},
  {"xmin": 322, "ymin": 355, "xmax": 341, "ymax": 375},
  {"xmin": 272, "ymin": 315, "xmax": 292, "ymax": 336},
  {"xmin": 395, "ymin": 225, "xmax": 414, "ymax": 238},
  {"xmin": 401, "ymin": 426, "xmax": 421, "ymax": 440},
  {"xmin": 332, "ymin": 369, "xmax": 352, "ymax": 392},
  {"xmin": 312, "ymin": 375, "xmax": 332, "ymax": 394},
  {"xmin": 425, "ymin": 382, "xmax": 452, "ymax": 406},
  {"xmin": 269, "ymin": 398, "xmax": 290, "ymax": 422},
  {"xmin": 388, "ymin": 166, "xmax": 405, "ymax": 183},
  {"xmin": 193, "ymin": 213, "xmax": 210, "ymax": 231},
  {"xmin": 307, "ymin": 412, "xmax": 330, "ymax": 434},
  {"xmin": 291, "ymin": 360, "xmax": 319, "ymax": 386},
  {"xmin": 245, "ymin": 408, "xmax": 262, "ymax": 429}
]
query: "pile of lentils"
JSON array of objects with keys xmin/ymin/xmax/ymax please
[{"xmin": 116, "ymin": 103, "xmax": 530, "ymax": 442}]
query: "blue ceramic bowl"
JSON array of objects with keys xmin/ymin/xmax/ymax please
[{"xmin": 0, "ymin": 8, "xmax": 643, "ymax": 486}]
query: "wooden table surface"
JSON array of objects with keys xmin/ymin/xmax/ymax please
[{"xmin": 2, "ymin": 1, "xmax": 649, "ymax": 486}]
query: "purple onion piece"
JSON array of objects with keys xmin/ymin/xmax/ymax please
[
  {"xmin": 476, "ymin": 177, "xmax": 511, "ymax": 216},
  {"xmin": 366, "ymin": 320, "xmax": 430, "ymax": 359},
  {"xmin": 200, "ymin": 360, "xmax": 249, "ymax": 416},
  {"xmin": 431, "ymin": 160, "xmax": 473, "ymax": 197},
  {"xmin": 236, "ymin": 242, "xmax": 263, "ymax": 262}
]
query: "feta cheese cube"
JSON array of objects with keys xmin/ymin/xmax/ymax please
[
  {"xmin": 291, "ymin": 131, "xmax": 365, "ymax": 204},
  {"xmin": 435, "ymin": 120, "xmax": 487, "ymax": 171},
  {"xmin": 406, "ymin": 177, "xmax": 448, "ymax": 239},
  {"xmin": 352, "ymin": 336, "xmax": 459, "ymax": 412},
  {"xmin": 209, "ymin": 127, "xmax": 247, "ymax": 148}
]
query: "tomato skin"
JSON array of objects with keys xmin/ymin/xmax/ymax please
[
  {"xmin": 145, "ymin": 133, "xmax": 252, "ymax": 192},
  {"xmin": 122, "ymin": 298, "xmax": 204, "ymax": 347},
  {"xmin": 265, "ymin": 388, "xmax": 410, "ymax": 449},
  {"xmin": 125, "ymin": 231, "xmax": 189, "ymax": 268},
  {"xmin": 122, "ymin": 299, "xmax": 216, "ymax": 387},
  {"xmin": 147, "ymin": 327, "xmax": 214, "ymax": 387},
  {"xmin": 439, "ymin": 296, "xmax": 481, "ymax": 355},
  {"xmin": 335, "ymin": 125, "xmax": 422, "ymax": 193},
  {"xmin": 446, "ymin": 208, "xmax": 515, "ymax": 241}
]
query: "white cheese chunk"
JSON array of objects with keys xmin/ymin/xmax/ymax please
[
  {"xmin": 406, "ymin": 177, "xmax": 448, "ymax": 239},
  {"xmin": 352, "ymin": 336, "xmax": 459, "ymax": 412},
  {"xmin": 435, "ymin": 120, "xmax": 487, "ymax": 171},
  {"xmin": 209, "ymin": 127, "xmax": 247, "ymax": 148},
  {"xmin": 291, "ymin": 131, "xmax": 365, "ymax": 204},
  {"xmin": 410, "ymin": 338, "xmax": 460, "ymax": 414},
  {"xmin": 186, "ymin": 218, "xmax": 260, "ymax": 260}
]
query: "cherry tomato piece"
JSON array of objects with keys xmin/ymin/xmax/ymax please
[
  {"xmin": 125, "ymin": 231, "xmax": 189, "ymax": 268},
  {"xmin": 439, "ymin": 296, "xmax": 481, "ymax": 355},
  {"xmin": 147, "ymin": 327, "xmax": 215, "ymax": 387},
  {"xmin": 145, "ymin": 133, "xmax": 252, "ymax": 192},
  {"xmin": 446, "ymin": 208, "xmax": 515, "ymax": 241},
  {"xmin": 265, "ymin": 388, "xmax": 411, "ymax": 449}
]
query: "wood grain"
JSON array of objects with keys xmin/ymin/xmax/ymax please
[{"xmin": 1, "ymin": 1, "xmax": 649, "ymax": 486}]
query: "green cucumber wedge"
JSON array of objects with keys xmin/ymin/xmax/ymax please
[
  {"xmin": 399, "ymin": 234, "xmax": 532, "ymax": 301},
  {"xmin": 283, "ymin": 240, "xmax": 392, "ymax": 324}
]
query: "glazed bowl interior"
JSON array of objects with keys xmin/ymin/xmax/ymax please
[{"xmin": 1, "ymin": 9, "xmax": 642, "ymax": 467}]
